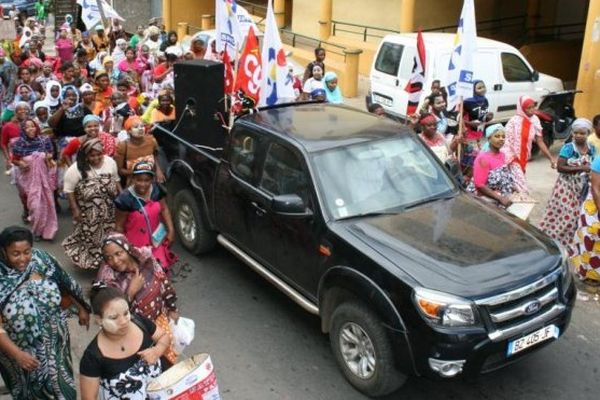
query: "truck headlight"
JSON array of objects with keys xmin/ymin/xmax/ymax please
[{"xmin": 413, "ymin": 288, "xmax": 479, "ymax": 327}]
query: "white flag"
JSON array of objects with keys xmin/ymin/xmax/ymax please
[
  {"xmin": 77, "ymin": 0, "xmax": 102, "ymax": 30},
  {"xmin": 259, "ymin": 0, "xmax": 295, "ymax": 106},
  {"xmin": 215, "ymin": 0, "xmax": 243, "ymax": 59},
  {"xmin": 446, "ymin": 0, "xmax": 477, "ymax": 109},
  {"xmin": 100, "ymin": 0, "xmax": 125, "ymax": 21}
]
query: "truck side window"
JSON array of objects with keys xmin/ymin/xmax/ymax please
[
  {"xmin": 374, "ymin": 43, "xmax": 404, "ymax": 76},
  {"xmin": 230, "ymin": 130, "xmax": 260, "ymax": 182},
  {"xmin": 501, "ymin": 53, "xmax": 532, "ymax": 82},
  {"xmin": 260, "ymin": 143, "xmax": 310, "ymax": 206}
]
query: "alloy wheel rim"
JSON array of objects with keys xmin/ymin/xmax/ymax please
[
  {"xmin": 339, "ymin": 322, "xmax": 376, "ymax": 379},
  {"xmin": 178, "ymin": 203, "xmax": 197, "ymax": 242}
]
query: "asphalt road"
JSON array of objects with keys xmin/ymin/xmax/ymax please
[{"xmin": 1, "ymin": 144, "xmax": 599, "ymax": 400}]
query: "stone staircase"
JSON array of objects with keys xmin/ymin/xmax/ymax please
[{"xmin": 53, "ymin": 0, "xmax": 78, "ymax": 31}]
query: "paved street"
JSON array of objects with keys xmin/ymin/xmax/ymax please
[{"xmin": 1, "ymin": 142, "xmax": 599, "ymax": 399}]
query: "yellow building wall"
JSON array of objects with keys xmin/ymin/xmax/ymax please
[
  {"xmin": 574, "ymin": 0, "xmax": 600, "ymax": 119},
  {"xmin": 291, "ymin": 0, "xmax": 321, "ymax": 38},
  {"xmin": 163, "ymin": 0, "xmax": 215, "ymax": 32},
  {"xmin": 331, "ymin": 0, "xmax": 402, "ymax": 31}
]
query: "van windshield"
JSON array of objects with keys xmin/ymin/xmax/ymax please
[
  {"xmin": 311, "ymin": 136, "xmax": 456, "ymax": 220},
  {"xmin": 374, "ymin": 43, "xmax": 404, "ymax": 76}
]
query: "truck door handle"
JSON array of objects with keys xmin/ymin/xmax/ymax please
[
  {"xmin": 493, "ymin": 84, "xmax": 502, "ymax": 91},
  {"xmin": 251, "ymin": 201, "xmax": 266, "ymax": 216}
]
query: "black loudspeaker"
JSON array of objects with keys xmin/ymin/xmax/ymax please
[{"xmin": 174, "ymin": 60, "xmax": 226, "ymax": 149}]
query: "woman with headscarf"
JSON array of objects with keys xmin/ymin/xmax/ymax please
[
  {"xmin": 62, "ymin": 138, "xmax": 121, "ymax": 269},
  {"xmin": 42, "ymin": 79, "xmax": 62, "ymax": 114},
  {"xmin": 13, "ymin": 83, "xmax": 37, "ymax": 109},
  {"xmin": 323, "ymin": 71, "xmax": 343, "ymax": 104},
  {"xmin": 461, "ymin": 80, "xmax": 494, "ymax": 178},
  {"xmin": 114, "ymin": 160, "xmax": 176, "ymax": 270},
  {"xmin": 466, "ymin": 124, "xmax": 518, "ymax": 208},
  {"xmin": 60, "ymin": 114, "xmax": 116, "ymax": 165},
  {"xmin": 539, "ymin": 118, "xmax": 596, "ymax": 246},
  {"xmin": 98, "ymin": 232, "xmax": 179, "ymax": 366},
  {"xmin": 115, "ymin": 116, "xmax": 164, "ymax": 183},
  {"xmin": 33, "ymin": 100, "xmax": 51, "ymax": 135},
  {"xmin": 502, "ymin": 95, "xmax": 557, "ymax": 192},
  {"xmin": 102, "ymin": 54, "xmax": 123, "ymax": 86},
  {"xmin": 418, "ymin": 113, "xmax": 459, "ymax": 164},
  {"xmin": 88, "ymin": 50, "xmax": 107, "ymax": 77},
  {"xmin": 0, "ymin": 226, "xmax": 90, "ymax": 400},
  {"xmin": 11, "ymin": 118, "xmax": 57, "ymax": 240},
  {"xmin": 111, "ymin": 38, "xmax": 128, "ymax": 65}
]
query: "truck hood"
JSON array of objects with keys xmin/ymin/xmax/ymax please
[{"xmin": 339, "ymin": 194, "xmax": 561, "ymax": 298}]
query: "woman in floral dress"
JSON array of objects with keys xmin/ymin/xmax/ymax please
[
  {"xmin": 539, "ymin": 118, "xmax": 596, "ymax": 246},
  {"xmin": 0, "ymin": 226, "xmax": 90, "ymax": 399},
  {"xmin": 62, "ymin": 138, "xmax": 121, "ymax": 269}
]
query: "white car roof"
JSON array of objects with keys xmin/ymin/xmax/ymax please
[{"xmin": 381, "ymin": 32, "xmax": 517, "ymax": 52}]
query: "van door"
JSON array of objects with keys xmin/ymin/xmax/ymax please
[
  {"xmin": 370, "ymin": 41, "xmax": 415, "ymax": 118},
  {"xmin": 494, "ymin": 51, "xmax": 538, "ymax": 121}
]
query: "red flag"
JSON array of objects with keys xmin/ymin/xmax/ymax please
[
  {"xmin": 404, "ymin": 30, "xmax": 426, "ymax": 116},
  {"xmin": 223, "ymin": 46, "xmax": 235, "ymax": 96},
  {"xmin": 233, "ymin": 27, "xmax": 262, "ymax": 112}
]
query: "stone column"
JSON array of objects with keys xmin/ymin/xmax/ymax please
[
  {"xmin": 318, "ymin": 0, "xmax": 333, "ymax": 41},
  {"xmin": 400, "ymin": 0, "xmax": 415, "ymax": 32},
  {"xmin": 274, "ymin": 0, "xmax": 286, "ymax": 28},
  {"xmin": 574, "ymin": 0, "xmax": 600, "ymax": 118},
  {"xmin": 201, "ymin": 15, "xmax": 213, "ymax": 30},
  {"xmin": 343, "ymin": 48, "xmax": 363, "ymax": 97},
  {"xmin": 163, "ymin": 0, "xmax": 172, "ymax": 31},
  {"xmin": 177, "ymin": 22, "xmax": 189, "ymax": 41}
]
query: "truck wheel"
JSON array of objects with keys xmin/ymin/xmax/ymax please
[
  {"xmin": 329, "ymin": 301, "xmax": 406, "ymax": 397},
  {"xmin": 173, "ymin": 190, "xmax": 216, "ymax": 254}
]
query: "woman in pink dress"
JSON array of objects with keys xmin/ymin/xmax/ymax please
[
  {"xmin": 55, "ymin": 27, "xmax": 74, "ymax": 64},
  {"xmin": 114, "ymin": 160, "xmax": 177, "ymax": 271},
  {"xmin": 467, "ymin": 124, "xmax": 518, "ymax": 208},
  {"xmin": 502, "ymin": 96, "xmax": 556, "ymax": 192}
]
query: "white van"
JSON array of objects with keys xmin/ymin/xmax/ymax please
[{"xmin": 369, "ymin": 33, "xmax": 564, "ymax": 122}]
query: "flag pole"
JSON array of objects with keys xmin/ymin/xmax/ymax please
[
  {"xmin": 227, "ymin": 44, "xmax": 242, "ymax": 130},
  {"xmin": 456, "ymin": 96, "xmax": 464, "ymax": 161}
]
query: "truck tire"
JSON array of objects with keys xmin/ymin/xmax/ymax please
[
  {"xmin": 173, "ymin": 190, "xmax": 216, "ymax": 254},
  {"xmin": 329, "ymin": 301, "xmax": 406, "ymax": 397}
]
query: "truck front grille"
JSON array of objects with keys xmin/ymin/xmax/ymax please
[{"xmin": 475, "ymin": 268, "xmax": 563, "ymax": 342}]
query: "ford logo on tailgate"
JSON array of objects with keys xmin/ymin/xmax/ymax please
[{"xmin": 524, "ymin": 300, "xmax": 541, "ymax": 315}]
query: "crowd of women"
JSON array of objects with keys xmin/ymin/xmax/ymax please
[
  {"xmin": 0, "ymin": 15, "xmax": 199, "ymax": 400},
  {"xmin": 413, "ymin": 79, "xmax": 600, "ymax": 287}
]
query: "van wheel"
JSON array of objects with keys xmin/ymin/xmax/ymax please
[
  {"xmin": 173, "ymin": 190, "xmax": 216, "ymax": 254},
  {"xmin": 329, "ymin": 301, "xmax": 406, "ymax": 397}
]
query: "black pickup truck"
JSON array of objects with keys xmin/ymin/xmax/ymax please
[{"xmin": 159, "ymin": 61, "xmax": 575, "ymax": 397}]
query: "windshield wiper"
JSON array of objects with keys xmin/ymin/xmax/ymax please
[
  {"xmin": 336, "ymin": 210, "xmax": 399, "ymax": 221},
  {"xmin": 402, "ymin": 189, "xmax": 457, "ymax": 210}
]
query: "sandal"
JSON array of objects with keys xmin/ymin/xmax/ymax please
[
  {"xmin": 583, "ymin": 279, "xmax": 600, "ymax": 287},
  {"xmin": 21, "ymin": 211, "xmax": 29, "ymax": 224}
]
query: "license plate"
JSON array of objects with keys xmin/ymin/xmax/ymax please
[
  {"xmin": 507, "ymin": 325, "xmax": 559, "ymax": 356},
  {"xmin": 373, "ymin": 94, "xmax": 393, "ymax": 107}
]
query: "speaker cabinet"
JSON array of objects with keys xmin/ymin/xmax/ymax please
[{"xmin": 173, "ymin": 60, "xmax": 226, "ymax": 149}]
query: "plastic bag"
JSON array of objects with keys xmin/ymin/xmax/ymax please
[{"xmin": 169, "ymin": 317, "xmax": 195, "ymax": 354}]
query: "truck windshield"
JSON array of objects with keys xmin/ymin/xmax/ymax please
[{"xmin": 311, "ymin": 136, "xmax": 456, "ymax": 220}]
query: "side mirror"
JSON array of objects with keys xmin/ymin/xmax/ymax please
[
  {"xmin": 531, "ymin": 70, "xmax": 540, "ymax": 82},
  {"xmin": 272, "ymin": 194, "xmax": 313, "ymax": 217}
]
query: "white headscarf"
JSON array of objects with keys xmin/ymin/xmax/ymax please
[
  {"xmin": 112, "ymin": 38, "xmax": 127, "ymax": 65},
  {"xmin": 44, "ymin": 80, "xmax": 62, "ymax": 107},
  {"xmin": 571, "ymin": 118, "xmax": 593, "ymax": 134}
]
